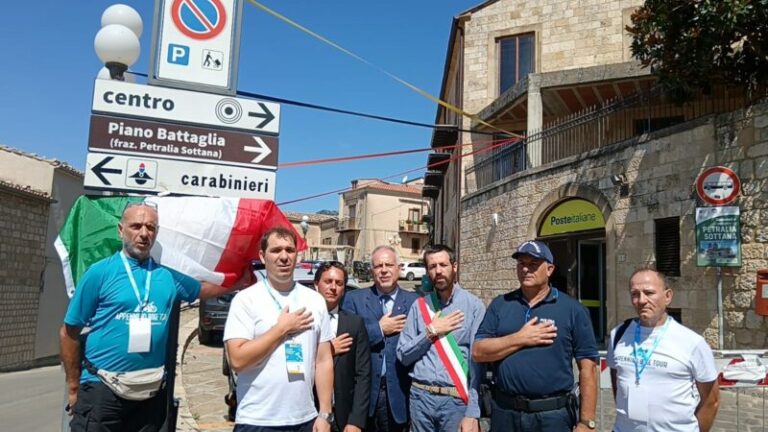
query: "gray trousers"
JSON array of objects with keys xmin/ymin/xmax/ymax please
[{"xmin": 409, "ymin": 386, "xmax": 466, "ymax": 432}]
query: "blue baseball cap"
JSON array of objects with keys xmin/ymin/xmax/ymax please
[{"xmin": 512, "ymin": 240, "xmax": 554, "ymax": 264}]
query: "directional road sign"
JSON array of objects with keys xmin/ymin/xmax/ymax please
[
  {"xmin": 88, "ymin": 114, "xmax": 278, "ymax": 169},
  {"xmin": 92, "ymin": 79, "xmax": 280, "ymax": 134},
  {"xmin": 84, "ymin": 152, "xmax": 276, "ymax": 199},
  {"xmin": 149, "ymin": 0, "xmax": 243, "ymax": 94}
]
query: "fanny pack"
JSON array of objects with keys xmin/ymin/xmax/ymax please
[{"xmin": 83, "ymin": 357, "xmax": 165, "ymax": 401}]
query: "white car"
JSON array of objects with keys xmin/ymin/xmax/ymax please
[{"xmin": 399, "ymin": 262, "xmax": 426, "ymax": 281}]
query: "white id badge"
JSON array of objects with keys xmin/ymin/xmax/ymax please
[
  {"xmin": 128, "ymin": 316, "xmax": 152, "ymax": 353},
  {"xmin": 285, "ymin": 341, "xmax": 305, "ymax": 375},
  {"xmin": 627, "ymin": 384, "xmax": 650, "ymax": 423}
]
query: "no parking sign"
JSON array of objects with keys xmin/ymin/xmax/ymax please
[{"xmin": 149, "ymin": 0, "xmax": 243, "ymax": 94}]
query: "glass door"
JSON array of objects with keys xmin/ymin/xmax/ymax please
[{"xmin": 578, "ymin": 240, "xmax": 606, "ymax": 342}]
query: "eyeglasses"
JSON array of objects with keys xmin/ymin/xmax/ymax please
[{"xmin": 123, "ymin": 200, "xmax": 158, "ymax": 212}]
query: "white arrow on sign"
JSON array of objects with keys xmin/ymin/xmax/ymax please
[{"xmin": 244, "ymin": 137, "xmax": 273, "ymax": 164}]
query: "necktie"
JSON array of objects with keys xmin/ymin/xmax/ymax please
[{"xmin": 380, "ymin": 294, "xmax": 392, "ymax": 376}]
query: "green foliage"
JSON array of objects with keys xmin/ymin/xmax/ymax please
[{"xmin": 627, "ymin": 0, "xmax": 768, "ymax": 100}]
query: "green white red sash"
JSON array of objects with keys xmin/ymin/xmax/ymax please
[{"xmin": 417, "ymin": 292, "xmax": 469, "ymax": 404}]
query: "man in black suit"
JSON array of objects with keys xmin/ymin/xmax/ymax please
[{"xmin": 315, "ymin": 261, "xmax": 372, "ymax": 432}]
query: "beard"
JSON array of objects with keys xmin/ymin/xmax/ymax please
[{"xmin": 123, "ymin": 239, "xmax": 151, "ymax": 261}]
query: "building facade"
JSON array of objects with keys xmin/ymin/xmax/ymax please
[
  {"xmin": 0, "ymin": 145, "xmax": 84, "ymax": 370},
  {"xmin": 337, "ymin": 179, "xmax": 431, "ymax": 264},
  {"xmin": 428, "ymin": 0, "xmax": 768, "ymax": 348}
]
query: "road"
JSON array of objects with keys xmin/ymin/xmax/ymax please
[{"xmin": 0, "ymin": 365, "xmax": 66, "ymax": 432}]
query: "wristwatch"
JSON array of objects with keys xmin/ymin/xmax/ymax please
[
  {"xmin": 580, "ymin": 419, "xmax": 596, "ymax": 429},
  {"xmin": 318, "ymin": 412, "xmax": 335, "ymax": 424}
]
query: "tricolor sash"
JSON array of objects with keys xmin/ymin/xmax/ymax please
[{"xmin": 417, "ymin": 292, "xmax": 469, "ymax": 404}]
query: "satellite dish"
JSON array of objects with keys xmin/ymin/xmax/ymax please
[{"xmin": 401, "ymin": 175, "xmax": 408, "ymax": 184}]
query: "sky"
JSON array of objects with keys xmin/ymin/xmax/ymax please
[{"xmin": 0, "ymin": 0, "xmax": 480, "ymax": 213}]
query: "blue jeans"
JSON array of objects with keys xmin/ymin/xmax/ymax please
[
  {"xmin": 490, "ymin": 400, "xmax": 574, "ymax": 432},
  {"xmin": 409, "ymin": 386, "xmax": 466, "ymax": 432}
]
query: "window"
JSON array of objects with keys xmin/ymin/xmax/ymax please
[
  {"xmin": 322, "ymin": 237, "xmax": 332, "ymax": 245},
  {"xmin": 499, "ymin": 33, "xmax": 535, "ymax": 94},
  {"xmin": 655, "ymin": 217, "xmax": 680, "ymax": 276},
  {"xmin": 408, "ymin": 208, "xmax": 421, "ymax": 223},
  {"xmin": 411, "ymin": 238, "xmax": 421, "ymax": 253}
]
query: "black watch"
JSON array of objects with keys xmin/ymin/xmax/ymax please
[
  {"xmin": 318, "ymin": 412, "xmax": 335, "ymax": 424},
  {"xmin": 580, "ymin": 419, "xmax": 596, "ymax": 429}
]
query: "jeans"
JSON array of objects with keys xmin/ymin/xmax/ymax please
[{"xmin": 490, "ymin": 400, "xmax": 574, "ymax": 432}]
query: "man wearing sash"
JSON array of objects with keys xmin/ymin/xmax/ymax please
[
  {"xmin": 397, "ymin": 244, "xmax": 486, "ymax": 432},
  {"xmin": 608, "ymin": 268, "xmax": 720, "ymax": 432},
  {"xmin": 60, "ymin": 201, "xmax": 229, "ymax": 432},
  {"xmin": 473, "ymin": 240, "xmax": 598, "ymax": 431},
  {"xmin": 225, "ymin": 227, "xmax": 335, "ymax": 432}
]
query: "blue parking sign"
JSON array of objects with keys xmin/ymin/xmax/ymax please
[{"xmin": 167, "ymin": 44, "xmax": 189, "ymax": 65}]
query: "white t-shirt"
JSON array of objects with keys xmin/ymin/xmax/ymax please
[
  {"xmin": 224, "ymin": 280, "xmax": 332, "ymax": 426},
  {"xmin": 607, "ymin": 318, "xmax": 718, "ymax": 432}
]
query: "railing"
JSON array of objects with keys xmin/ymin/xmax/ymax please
[
  {"xmin": 465, "ymin": 84, "xmax": 764, "ymax": 194},
  {"xmin": 399, "ymin": 220, "xmax": 428, "ymax": 234},
  {"xmin": 336, "ymin": 217, "xmax": 359, "ymax": 231}
]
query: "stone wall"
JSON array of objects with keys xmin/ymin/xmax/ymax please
[
  {"xmin": 0, "ymin": 189, "xmax": 49, "ymax": 370},
  {"xmin": 462, "ymin": 0, "xmax": 644, "ymax": 113},
  {"xmin": 459, "ymin": 102, "xmax": 768, "ymax": 348}
]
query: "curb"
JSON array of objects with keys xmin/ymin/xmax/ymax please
[{"xmin": 175, "ymin": 313, "xmax": 201, "ymax": 432}]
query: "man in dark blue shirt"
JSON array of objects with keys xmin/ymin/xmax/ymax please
[{"xmin": 472, "ymin": 240, "xmax": 598, "ymax": 432}]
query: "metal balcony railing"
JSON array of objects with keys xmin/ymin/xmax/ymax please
[
  {"xmin": 336, "ymin": 217, "xmax": 359, "ymax": 231},
  {"xmin": 399, "ymin": 220, "xmax": 428, "ymax": 234}
]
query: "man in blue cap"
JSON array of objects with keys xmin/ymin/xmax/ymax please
[{"xmin": 472, "ymin": 240, "xmax": 598, "ymax": 432}]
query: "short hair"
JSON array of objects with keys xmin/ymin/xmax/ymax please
[
  {"xmin": 629, "ymin": 266, "xmax": 670, "ymax": 290},
  {"xmin": 423, "ymin": 244, "xmax": 456, "ymax": 265},
  {"xmin": 370, "ymin": 245, "xmax": 399, "ymax": 266},
  {"xmin": 260, "ymin": 226, "xmax": 297, "ymax": 253},
  {"xmin": 313, "ymin": 261, "xmax": 349, "ymax": 285},
  {"xmin": 121, "ymin": 200, "xmax": 158, "ymax": 223}
]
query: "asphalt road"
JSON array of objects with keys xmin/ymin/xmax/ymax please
[{"xmin": 0, "ymin": 365, "xmax": 66, "ymax": 432}]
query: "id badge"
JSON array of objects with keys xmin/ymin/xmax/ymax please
[
  {"xmin": 128, "ymin": 316, "xmax": 152, "ymax": 353},
  {"xmin": 285, "ymin": 340, "xmax": 304, "ymax": 375},
  {"xmin": 627, "ymin": 384, "xmax": 650, "ymax": 423}
]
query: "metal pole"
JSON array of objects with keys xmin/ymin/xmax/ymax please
[
  {"xmin": 717, "ymin": 266, "xmax": 724, "ymax": 350},
  {"xmin": 161, "ymin": 300, "xmax": 181, "ymax": 432}
]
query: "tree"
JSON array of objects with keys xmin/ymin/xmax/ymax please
[{"xmin": 627, "ymin": 0, "xmax": 768, "ymax": 100}]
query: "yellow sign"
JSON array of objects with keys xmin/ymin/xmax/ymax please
[{"xmin": 539, "ymin": 199, "xmax": 605, "ymax": 236}]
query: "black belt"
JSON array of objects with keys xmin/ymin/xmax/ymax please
[{"xmin": 492, "ymin": 388, "xmax": 571, "ymax": 413}]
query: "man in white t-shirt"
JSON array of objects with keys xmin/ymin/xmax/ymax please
[
  {"xmin": 608, "ymin": 268, "xmax": 720, "ymax": 432},
  {"xmin": 224, "ymin": 226, "xmax": 335, "ymax": 432}
]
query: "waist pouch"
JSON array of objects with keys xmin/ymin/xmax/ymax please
[{"xmin": 84, "ymin": 358, "xmax": 165, "ymax": 401}]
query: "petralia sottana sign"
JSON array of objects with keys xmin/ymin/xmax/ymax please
[
  {"xmin": 91, "ymin": 79, "xmax": 280, "ymax": 134},
  {"xmin": 84, "ymin": 152, "xmax": 276, "ymax": 200},
  {"xmin": 695, "ymin": 206, "xmax": 741, "ymax": 267},
  {"xmin": 151, "ymin": 0, "xmax": 243, "ymax": 94},
  {"xmin": 88, "ymin": 114, "xmax": 278, "ymax": 169},
  {"xmin": 695, "ymin": 166, "xmax": 741, "ymax": 206}
]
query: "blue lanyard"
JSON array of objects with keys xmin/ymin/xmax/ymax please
[
  {"xmin": 120, "ymin": 252, "xmax": 152, "ymax": 312},
  {"xmin": 632, "ymin": 317, "xmax": 671, "ymax": 384},
  {"xmin": 264, "ymin": 279, "xmax": 297, "ymax": 312}
]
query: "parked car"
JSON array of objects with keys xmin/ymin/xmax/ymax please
[
  {"xmin": 399, "ymin": 261, "xmax": 426, "ymax": 281},
  {"xmin": 353, "ymin": 260, "xmax": 372, "ymax": 282}
]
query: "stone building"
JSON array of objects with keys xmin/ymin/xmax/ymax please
[
  {"xmin": 0, "ymin": 145, "xmax": 84, "ymax": 370},
  {"xmin": 337, "ymin": 179, "xmax": 431, "ymax": 263},
  {"xmin": 285, "ymin": 211, "xmax": 353, "ymax": 262},
  {"xmin": 426, "ymin": 0, "xmax": 768, "ymax": 348}
]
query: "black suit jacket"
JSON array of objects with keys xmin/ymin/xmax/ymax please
[{"xmin": 333, "ymin": 311, "xmax": 372, "ymax": 430}]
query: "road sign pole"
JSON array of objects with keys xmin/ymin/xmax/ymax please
[{"xmin": 717, "ymin": 266, "xmax": 724, "ymax": 350}]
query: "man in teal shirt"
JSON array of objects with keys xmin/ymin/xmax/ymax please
[{"xmin": 60, "ymin": 201, "xmax": 227, "ymax": 432}]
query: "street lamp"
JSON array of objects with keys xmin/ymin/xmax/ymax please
[
  {"xmin": 300, "ymin": 215, "xmax": 312, "ymax": 272},
  {"xmin": 94, "ymin": 4, "xmax": 142, "ymax": 80}
]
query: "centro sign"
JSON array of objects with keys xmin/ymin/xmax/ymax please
[{"xmin": 91, "ymin": 79, "xmax": 281, "ymax": 134}]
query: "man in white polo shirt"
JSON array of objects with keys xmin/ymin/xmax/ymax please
[
  {"xmin": 608, "ymin": 268, "xmax": 720, "ymax": 432},
  {"xmin": 225, "ymin": 226, "xmax": 334, "ymax": 432}
]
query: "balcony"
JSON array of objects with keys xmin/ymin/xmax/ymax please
[
  {"xmin": 337, "ymin": 217, "xmax": 359, "ymax": 231},
  {"xmin": 399, "ymin": 220, "xmax": 428, "ymax": 234}
]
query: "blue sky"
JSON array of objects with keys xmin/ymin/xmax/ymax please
[{"xmin": 0, "ymin": 0, "xmax": 478, "ymax": 212}]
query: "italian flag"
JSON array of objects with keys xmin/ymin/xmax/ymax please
[
  {"xmin": 55, "ymin": 195, "xmax": 305, "ymax": 297},
  {"xmin": 417, "ymin": 293, "xmax": 470, "ymax": 404}
]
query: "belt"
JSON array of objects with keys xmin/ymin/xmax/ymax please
[
  {"xmin": 412, "ymin": 381, "xmax": 462, "ymax": 399},
  {"xmin": 492, "ymin": 388, "xmax": 571, "ymax": 413}
]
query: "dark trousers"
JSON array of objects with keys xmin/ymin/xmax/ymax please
[
  {"xmin": 69, "ymin": 381, "xmax": 166, "ymax": 432},
  {"xmin": 490, "ymin": 400, "xmax": 574, "ymax": 432},
  {"xmin": 234, "ymin": 420, "xmax": 314, "ymax": 432},
  {"xmin": 366, "ymin": 377, "xmax": 406, "ymax": 432}
]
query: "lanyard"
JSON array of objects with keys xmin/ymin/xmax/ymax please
[
  {"xmin": 264, "ymin": 279, "xmax": 297, "ymax": 312},
  {"xmin": 120, "ymin": 252, "xmax": 152, "ymax": 312},
  {"xmin": 632, "ymin": 317, "xmax": 671, "ymax": 384}
]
